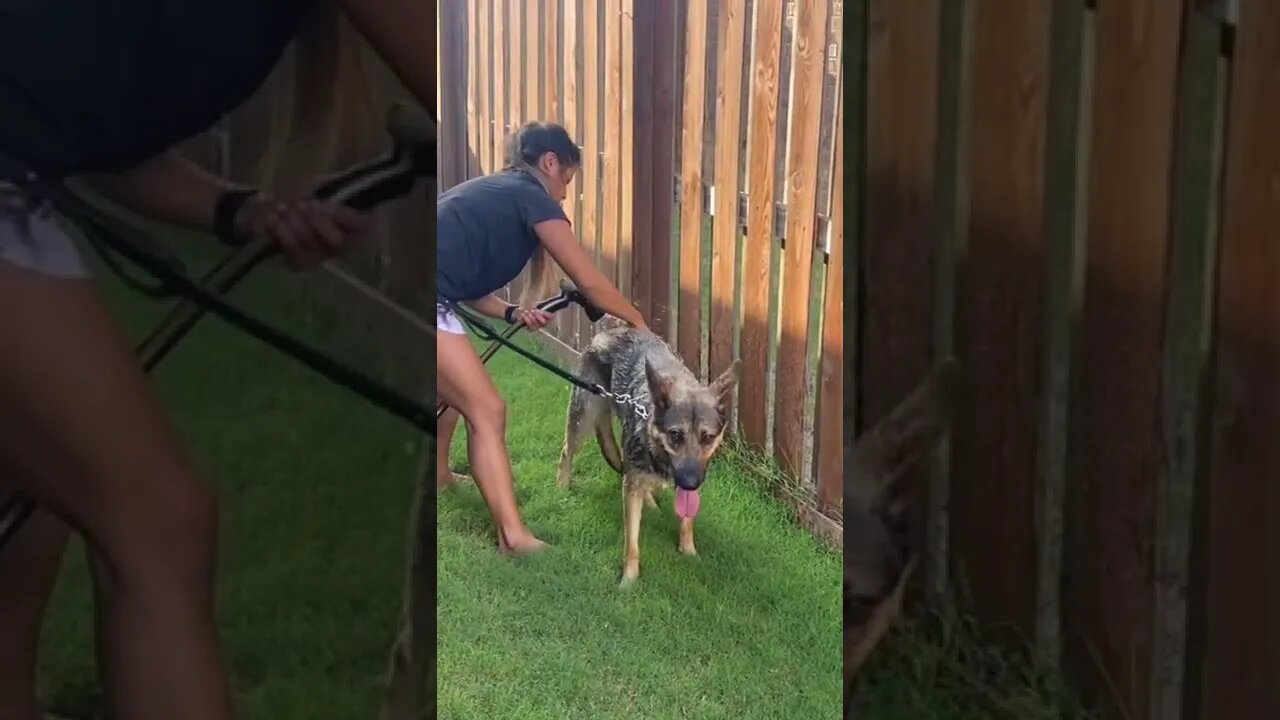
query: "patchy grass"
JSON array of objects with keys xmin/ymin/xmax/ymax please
[
  {"xmin": 437, "ymin": 332, "xmax": 843, "ymax": 719},
  {"xmin": 851, "ymin": 604, "xmax": 1101, "ymax": 720}
]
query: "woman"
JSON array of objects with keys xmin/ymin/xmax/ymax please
[
  {"xmin": 436, "ymin": 122, "xmax": 647, "ymax": 556},
  {"xmin": 0, "ymin": 2, "xmax": 432, "ymax": 719}
]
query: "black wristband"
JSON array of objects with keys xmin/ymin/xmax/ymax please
[
  {"xmin": 213, "ymin": 188, "xmax": 259, "ymax": 247},
  {"xmin": 503, "ymin": 304, "xmax": 518, "ymax": 324}
]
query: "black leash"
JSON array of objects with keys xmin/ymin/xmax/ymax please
[
  {"xmin": 437, "ymin": 294, "xmax": 652, "ymax": 420},
  {"xmin": 436, "ymin": 280, "xmax": 601, "ymax": 420},
  {"xmin": 32, "ymin": 177, "xmax": 439, "ymax": 436},
  {"xmin": 0, "ymin": 104, "xmax": 437, "ymax": 555},
  {"xmin": 443, "ymin": 298, "xmax": 608, "ymax": 396}
]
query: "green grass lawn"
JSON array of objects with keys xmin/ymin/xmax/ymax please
[
  {"xmin": 437, "ymin": 334, "xmax": 843, "ymax": 719},
  {"xmin": 29, "ymin": 236, "xmax": 841, "ymax": 719},
  {"xmin": 27, "ymin": 223, "xmax": 1078, "ymax": 720}
]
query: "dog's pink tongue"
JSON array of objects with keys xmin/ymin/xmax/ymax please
[{"xmin": 674, "ymin": 489, "xmax": 701, "ymax": 519}]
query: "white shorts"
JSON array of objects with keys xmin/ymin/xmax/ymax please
[
  {"xmin": 0, "ymin": 182, "xmax": 91, "ymax": 279},
  {"xmin": 436, "ymin": 302, "xmax": 466, "ymax": 335}
]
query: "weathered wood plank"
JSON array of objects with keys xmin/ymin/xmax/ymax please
[
  {"xmin": 561, "ymin": 0, "xmax": 582, "ymax": 348},
  {"xmin": 677, "ymin": 0, "xmax": 711, "ymax": 372},
  {"xmin": 1031, "ymin": 0, "xmax": 1088, "ymax": 666},
  {"xmin": 740, "ymin": 0, "xmax": 785, "ymax": 446},
  {"xmin": 601, "ymin": 0, "xmax": 623, "ymax": 287},
  {"xmin": 630, "ymin": 0, "xmax": 655, "ymax": 323},
  {"xmin": 467, "ymin": 0, "xmax": 482, "ymax": 177},
  {"xmin": 580, "ymin": 0, "xmax": 602, "ymax": 306},
  {"xmin": 950, "ymin": 0, "xmax": 1052, "ymax": 645},
  {"xmin": 709, "ymin": 0, "xmax": 748, "ymax": 413},
  {"xmin": 508, "ymin": 0, "xmax": 526, "ymax": 301},
  {"xmin": 527, "ymin": 0, "xmax": 542, "ymax": 122},
  {"xmin": 1151, "ymin": 6, "xmax": 1223, "ymax": 718},
  {"xmin": 861, "ymin": 0, "xmax": 939, "ymax": 442},
  {"xmin": 816, "ymin": 81, "xmax": 844, "ymax": 514},
  {"xmin": 492, "ymin": 0, "xmax": 507, "ymax": 172},
  {"xmin": 1203, "ymin": 0, "xmax": 1280, "ymax": 716},
  {"xmin": 619, "ymin": 0, "xmax": 635, "ymax": 299},
  {"xmin": 1066, "ymin": 2, "xmax": 1185, "ymax": 717},
  {"xmin": 477, "ymin": 0, "xmax": 493, "ymax": 174},
  {"xmin": 774, "ymin": 0, "xmax": 830, "ymax": 477},
  {"xmin": 649, "ymin": 0, "xmax": 679, "ymax": 340},
  {"xmin": 862, "ymin": 0, "xmax": 941, "ymax": 608}
]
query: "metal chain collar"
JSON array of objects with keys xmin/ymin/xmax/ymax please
[{"xmin": 603, "ymin": 390, "xmax": 651, "ymax": 419}]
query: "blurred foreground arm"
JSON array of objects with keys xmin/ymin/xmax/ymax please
[{"xmin": 334, "ymin": 0, "xmax": 436, "ymax": 114}]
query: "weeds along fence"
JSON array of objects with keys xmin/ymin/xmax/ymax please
[
  {"xmin": 438, "ymin": 0, "xmax": 847, "ymax": 541},
  {"xmin": 851, "ymin": 1, "xmax": 1276, "ymax": 718}
]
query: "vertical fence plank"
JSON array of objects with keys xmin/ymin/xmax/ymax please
[
  {"xmin": 922, "ymin": 0, "xmax": 965, "ymax": 605},
  {"xmin": 678, "ymin": 0, "xmax": 710, "ymax": 373},
  {"xmin": 601, "ymin": 0, "xmax": 623, "ymax": 288},
  {"xmin": 562, "ymin": 0, "xmax": 582, "ymax": 348},
  {"xmin": 1152, "ymin": 6, "xmax": 1223, "ymax": 718},
  {"xmin": 581, "ymin": 0, "xmax": 602, "ymax": 304},
  {"xmin": 508, "ymin": 0, "xmax": 527, "ymax": 301},
  {"xmin": 1033, "ymin": 0, "xmax": 1088, "ymax": 666},
  {"xmin": 467, "ymin": 0, "xmax": 482, "ymax": 177},
  {"xmin": 528, "ymin": 0, "xmax": 542, "ymax": 122},
  {"xmin": 478, "ymin": 0, "xmax": 493, "ymax": 174},
  {"xmin": 950, "ymin": 0, "xmax": 1052, "ymax": 644},
  {"xmin": 816, "ymin": 82, "xmax": 844, "ymax": 513},
  {"xmin": 492, "ymin": 0, "xmax": 507, "ymax": 175},
  {"xmin": 862, "ymin": 1, "xmax": 940, "ymax": 594},
  {"xmin": 631, "ymin": 0, "xmax": 654, "ymax": 321},
  {"xmin": 510, "ymin": 0, "xmax": 524, "ymax": 128},
  {"xmin": 1204, "ymin": 0, "xmax": 1280, "ymax": 716},
  {"xmin": 774, "ymin": 0, "xmax": 830, "ymax": 476},
  {"xmin": 709, "ymin": 0, "xmax": 748, "ymax": 404},
  {"xmin": 650, "ymin": 0, "xmax": 679, "ymax": 340},
  {"xmin": 619, "ymin": 0, "xmax": 635, "ymax": 299},
  {"xmin": 740, "ymin": 0, "xmax": 784, "ymax": 446},
  {"xmin": 546, "ymin": 0, "xmax": 560, "ymax": 122},
  {"xmin": 861, "ymin": 1, "xmax": 940, "ymax": 429},
  {"xmin": 1066, "ymin": 2, "xmax": 1185, "ymax": 717},
  {"xmin": 439, "ymin": 0, "xmax": 465, "ymax": 190}
]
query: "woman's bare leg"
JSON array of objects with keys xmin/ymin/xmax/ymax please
[
  {"xmin": 0, "ymin": 262, "xmax": 232, "ymax": 720},
  {"xmin": 435, "ymin": 332, "xmax": 545, "ymax": 554},
  {"xmin": 0, "ymin": 499, "xmax": 68, "ymax": 720}
]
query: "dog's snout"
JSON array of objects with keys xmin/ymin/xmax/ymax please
[{"xmin": 673, "ymin": 463, "xmax": 702, "ymax": 491}]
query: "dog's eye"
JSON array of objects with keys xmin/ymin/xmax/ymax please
[
  {"xmin": 667, "ymin": 429, "xmax": 684, "ymax": 445},
  {"xmin": 700, "ymin": 431, "xmax": 715, "ymax": 445}
]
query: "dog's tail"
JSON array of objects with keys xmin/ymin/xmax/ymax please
[{"xmin": 595, "ymin": 420, "xmax": 624, "ymax": 474}]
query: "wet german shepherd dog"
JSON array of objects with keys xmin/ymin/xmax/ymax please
[{"xmin": 557, "ymin": 321, "xmax": 738, "ymax": 587}]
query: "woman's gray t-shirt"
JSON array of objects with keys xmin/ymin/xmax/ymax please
[{"xmin": 436, "ymin": 169, "xmax": 568, "ymax": 301}]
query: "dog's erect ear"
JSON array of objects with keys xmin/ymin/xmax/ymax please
[
  {"xmin": 709, "ymin": 360, "xmax": 740, "ymax": 415},
  {"xmin": 645, "ymin": 359, "xmax": 674, "ymax": 412}
]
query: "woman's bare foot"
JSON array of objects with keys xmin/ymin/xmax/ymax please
[
  {"xmin": 436, "ymin": 470, "xmax": 471, "ymax": 490},
  {"xmin": 497, "ymin": 527, "xmax": 549, "ymax": 556}
]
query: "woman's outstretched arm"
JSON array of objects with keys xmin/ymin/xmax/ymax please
[
  {"xmin": 333, "ymin": 0, "xmax": 435, "ymax": 112},
  {"xmin": 533, "ymin": 218, "xmax": 647, "ymax": 330}
]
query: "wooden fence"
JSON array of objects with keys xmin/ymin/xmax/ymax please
[
  {"xmin": 438, "ymin": 0, "xmax": 847, "ymax": 531},
  {"xmin": 850, "ymin": 0, "xmax": 1276, "ymax": 718}
]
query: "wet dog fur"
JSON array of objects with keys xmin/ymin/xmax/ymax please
[{"xmin": 557, "ymin": 323, "xmax": 738, "ymax": 587}]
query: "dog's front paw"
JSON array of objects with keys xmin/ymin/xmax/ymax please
[{"xmin": 679, "ymin": 539, "xmax": 698, "ymax": 556}]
